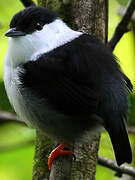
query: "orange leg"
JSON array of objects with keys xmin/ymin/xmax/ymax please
[{"xmin": 48, "ymin": 143, "xmax": 73, "ymax": 170}]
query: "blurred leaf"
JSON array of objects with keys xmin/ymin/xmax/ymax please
[
  {"xmin": 0, "ymin": 81, "xmax": 12, "ymax": 111},
  {"xmin": 116, "ymin": 0, "xmax": 129, "ymax": 7}
]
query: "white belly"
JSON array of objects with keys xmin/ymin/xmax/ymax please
[
  {"xmin": 3, "ymin": 37, "xmax": 37, "ymax": 126},
  {"xmin": 4, "ymin": 64, "xmax": 31, "ymax": 125}
]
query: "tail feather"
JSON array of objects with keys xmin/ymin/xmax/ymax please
[{"xmin": 106, "ymin": 117, "xmax": 132, "ymax": 165}]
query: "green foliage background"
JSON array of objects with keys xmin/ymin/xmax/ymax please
[
  {"xmin": 116, "ymin": 0, "xmax": 129, "ymax": 7},
  {"xmin": 0, "ymin": 0, "xmax": 134, "ymax": 179}
]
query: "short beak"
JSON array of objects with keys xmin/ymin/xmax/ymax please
[{"xmin": 5, "ymin": 28, "xmax": 26, "ymax": 37}]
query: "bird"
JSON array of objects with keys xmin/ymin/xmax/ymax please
[{"xmin": 4, "ymin": 6, "xmax": 132, "ymax": 170}]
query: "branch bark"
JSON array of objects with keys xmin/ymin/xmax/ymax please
[
  {"xmin": 72, "ymin": 0, "xmax": 108, "ymax": 43},
  {"xmin": 98, "ymin": 155, "xmax": 135, "ymax": 178},
  {"xmin": 67, "ymin": 2, "xmax": 108, "ymax": 178},
  {"xmin": 20, "ymin": 0, "xmax": 36, "ymax": 7},
  {"xmin": 32, "ymin": 0, "xmax": 108, "ymax": 179},
  {"xmin": 32, "ymin": 131, "xmax": 53, "ymax": 180},
  {"xmin": 108, "ymin": 0, "xmax": 135, "ymax": 50}
]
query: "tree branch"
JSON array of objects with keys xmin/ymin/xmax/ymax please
[
  {"xmin": 128, "ymin": 126, "xmax": 135, "ymax": 134},
  {"xmin": 20, "ymin": 0, "xmax": 36, "ymax": 7},
  {"xmin": 0, "ymin": 110, "xmax": 25, "ymax": 124},
  {"xmin": 1, "ymin": 110, "xmax": 135, "ymax": 136},
  {"xmin": 33, "ymin": 131, "xmax": 53, "ymax": 180},
  {"xmin": 117, "ymin": 7, "xmax": 135, "ymax": 22},
  {"xmin": 98, "ymin": 155, "xmax": 135, "ymax": 177},
  {"xmin": 108, "ymin": 0, "xmax": 135, "ymax": 50}
]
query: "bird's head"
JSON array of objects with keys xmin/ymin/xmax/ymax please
[
  {"xmin": 5, "ymin": 6, "xmax": 59, "ymax": 38},
  {"xmin": 5, "ymin": 7, "xmax": 68, "ymax": 62},
  {"xmin": 5, "ymin": 6, "xmax": 81, "ymax": 65}
]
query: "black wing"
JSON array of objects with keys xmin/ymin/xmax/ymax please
[
  {"xmin": 19, "ymin": 35, "xmax": 104, "ymax": 117},
  {"xmin": 99, "ymin": 61, "xmax": 133, "ymax": 166}
]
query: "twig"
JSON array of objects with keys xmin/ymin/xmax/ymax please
[
  {"xmin": 117, "ymin": 7, "xmax": 135, "ymax": 22},
  {"xmin": 128, "ymin": 126, "xmax": 135, "ymax": 134},
  {"xmin": 0, "ymin": 110, "xmax": 25, "ymax": 124},
  {"xmin": 45, "ymin": 0, "xmax": 49, "ymax": 7},
  {"xmin": 98, "ymin": 155, "xmax": 135, "ymax": 177},
  {"xmin": 108, "ymin": 0, "xmax": 135, "ymax": 50},
  {"xmin": 1, "ymin": 110, "xmax": 135, "ymax": 135},
  {"xmin": 20, "ymin": 0, "xmax": 36, "ymax": 7}
]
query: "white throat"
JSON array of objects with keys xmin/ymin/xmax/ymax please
[{"xmin": 5, "ymin": 19, "xmax": 82, "ymax": 67}]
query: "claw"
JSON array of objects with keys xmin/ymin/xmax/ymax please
[{"xmin": 48, "ymin": 143, "xmax": 73, "ymax": 170}]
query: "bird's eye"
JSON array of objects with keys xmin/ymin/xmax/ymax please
[{"xmin": 35, "ymin": 23, "xmax": 43, "ymax": 31}]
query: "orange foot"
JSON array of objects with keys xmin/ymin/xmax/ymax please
[{"xmin": 48, "ymin": 143, "xmax": 73, "ymax": 170}]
